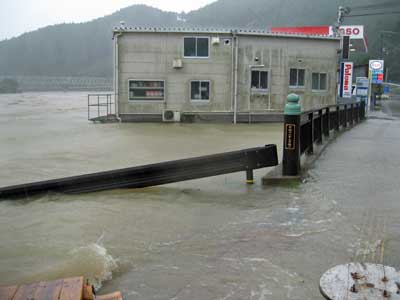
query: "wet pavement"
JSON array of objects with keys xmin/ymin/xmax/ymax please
[{"xmin": 1, "ymin": 92, "xmax": 400, "ymax": 299}]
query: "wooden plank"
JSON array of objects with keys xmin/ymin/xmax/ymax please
[
  {"xmin": 59, "ymin": 277, "xmax": 83, "ymax": 300},
  {"xmin": 0, "ymin": 286, "xmax": 18, "ymax": 300},
  {"xmin": 96, "ymin": 292, "xmax": 122, "ymax": 300},
  {"xmin": 33, "ymin": 279, "xmax": 63, "ymax": 300},
  {"xmin": 12, "ymin": 283, "xmax": 40, "ymax": 300},
  {"xmin": 82, "ymin": 285, "xmax": 94, "ymax": 300}
]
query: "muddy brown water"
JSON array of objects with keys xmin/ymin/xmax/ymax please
[{"xmin": 1, "ymin": 92, "xmax": 399, "ymax": 299}]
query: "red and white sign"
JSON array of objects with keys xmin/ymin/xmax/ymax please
[
  {"xmin": 340, "ymin": 62, "xmax": 354, "ymax": 98},
  {"xmin": 369, "ymin": 60, "xmax": 384, "ymax": 71},
  {"xmin": 271, "ymin": 25, "xmax": 364, "ymax": 38},
  {"xmin": 271, "ymin": 25, "xmax": 367, "ymax": 52},
  {"xmin": 329, "ymin": 25, "xmax": 364, "ymax": 39}
]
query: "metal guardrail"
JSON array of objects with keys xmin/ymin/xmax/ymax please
[
  {"xmin": 0, "ymin": 145, "xmax": 278, "ymax": 199},
  {"xmin": 282, "ymin": 94, "xmax": 366, "ymax": 176},
  {"xmin": 87, "ymin": 93, "xmax": 114, "ymax": 121},
  {"xmin": 299, "ymin": 101, "xmax": 366, "ymax": 155}
]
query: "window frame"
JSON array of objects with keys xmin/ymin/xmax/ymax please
[
  {"xmin": 311, "ymin": 72, "xmax": 328, "ymax": 92},
  {"xmin": 183, "ymin": 36, "xmax": 210, "ymax": 59},
  {"xmin": 190, "ymin": 80, "xmax": 211, "ymax": 102},
  {"xmin": 251, "ymin": 69, "xmax": 269, "ymax": 93},
  {"xmin": 289, "ymin": 68, "xmax": 306, "ymax": 89},
  {"xmin": 128, "ymin": 79, "xmax": 166, "ymax": 103}
]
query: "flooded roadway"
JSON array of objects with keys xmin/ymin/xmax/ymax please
[{"xmin": 0, "ymin": 92, "xmax": 399, "ymax": 299}]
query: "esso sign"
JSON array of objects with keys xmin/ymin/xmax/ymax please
[
  {"xmin": 369, "ymin": 60, "xmax": 383, "ymax": 70},
  {"xmin": 338, "ymin": 26, "xmax": 364, "ymax": 39},
  {"xmin": 340, "ymin": 27, "xmax": 360, "ymax": 36}
]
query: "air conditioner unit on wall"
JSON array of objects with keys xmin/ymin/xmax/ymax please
[
  {"xmin": 162, "ymin": 110, "xmax": 181, "ymax": 122},
  {"xmin": 211, "ymin": 37, "xmax": 220, "ymax": 45}
]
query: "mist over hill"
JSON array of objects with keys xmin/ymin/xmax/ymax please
[{"xmin": 0, "ymin": 0, "xmax": 399, "ymax": 81}]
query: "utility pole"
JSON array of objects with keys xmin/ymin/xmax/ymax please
[
  {"xmin": 333, "ymin": 6, "xmax": 351, "ymax": 37},
  {"xmin": 335, "ymin": 6, "xmax": 352, "ymax": 105}
]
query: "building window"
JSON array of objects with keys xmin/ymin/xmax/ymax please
[
  {"xmin": 129, "ymin": 80, "xmax": 164, "ymax": 101},
  {"xmin": 184, "ymin": 37, "xmax": 209, "ymax": 58},
  {"xmin": 289, "ymin": 68, "xmax": 305, "ymax": 87},
  {"xmin": 251, "ymin": 70, "xmax": 268, "ymax": 90},
  {"xmin": 191, "ymin": 80, "xmax": 210, "ymax": 101},
  {"xmin": 312, "ymin": 73, "xmax": 327, "ymax": 91}
]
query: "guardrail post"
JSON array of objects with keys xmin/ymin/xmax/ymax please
[
  {"xmin": 308, "ymin": 112, "xmax": 314, "ymax": 154},
  {"xmin": 317, "ymin": 109, "xmax": 323, "ymax": 144},
  {"xmin": 350, "ymin": 104, "xmax": 354, "ymax": 126},
  {"xmin": 336, "ymin": 106, "xmax": 340, "ymax": 131},
  {"xmin": 360, "ymin": 100, "xmax": 366, "ymax": 120},
  {"xmin": 354, "ymin": 104, "xmax": 357, "ymax": 124},
  {"xmin": 324, "ymin": 107, "xmax": 330, "ymax": 137},
  {"xmin": 246, "ymin": 170, "xmax": 254, "ymax": 184},
  {"xmin": 282, "ymin": 94, "xmax": 301, "ymax": 176},
  {"xmin": 355, "ymin": 103, "xmax": 360, "ymax": 123}
]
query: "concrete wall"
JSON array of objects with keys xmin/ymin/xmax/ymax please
[
  {"xmin": 117, "ymin": 32, "xmax": 340, "ymax": 117},
  {"xmin": 237, "ymin": 36, "xmax": 339, "ymax": 112},
  {"xmin": 117, "ymin": 32, "xmax": 233, "ymax": 115}
]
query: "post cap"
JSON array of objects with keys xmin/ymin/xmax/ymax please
[{"xmin": 284, "ymin": 94, "xmax": 301, "ymax": 115}]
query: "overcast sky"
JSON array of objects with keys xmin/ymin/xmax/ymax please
[{"xmin": 0, "ymin": 0, "xmax": 216, "ymax": 41}]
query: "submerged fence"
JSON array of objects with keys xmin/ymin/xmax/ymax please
[{"xmin": 282, "ymin": 94, "xmax": 366, "ymax": 176}]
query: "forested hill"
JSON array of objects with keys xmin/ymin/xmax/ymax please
[{"xmin": 0, "ymin": 0, "xmax": 399, "ymax": 80}]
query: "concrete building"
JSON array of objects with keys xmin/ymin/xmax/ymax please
[{"xmin": 112, "ymin": 27, "xmax": 340, "ymax": 123}]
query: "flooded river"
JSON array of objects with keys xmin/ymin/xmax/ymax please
[{"xmin": 1, "ymin": 92, "xmax": 399, "ymax": 299}]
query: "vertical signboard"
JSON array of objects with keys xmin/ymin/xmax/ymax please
[
  {"xmin": 284, "ymin": 124, "xmax": 296, "ymax": 150},
  {"xmin": 340, "ymin": 62, "xmax": 353, "ymax": 98},
  {"xmin": 369, "ymin": 60, "xmax": 384, "ymax": 84}
]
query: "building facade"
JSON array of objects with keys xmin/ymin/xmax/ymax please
[{"xmin": 113, "ymin": 27, "xmax": 340, "ymax": 122}]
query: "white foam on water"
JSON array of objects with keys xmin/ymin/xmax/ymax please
[
  {"xmin": 22, "ymin": 239, "xmax": 119, "ymax": 290},
  {"xmin": 69, "ymin": 238, "xmax": 119, "ymax": 290}
]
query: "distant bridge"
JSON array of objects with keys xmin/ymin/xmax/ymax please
[{"xmin": 0, "ymin": 75, "xmax": 113, "ymax": 92}]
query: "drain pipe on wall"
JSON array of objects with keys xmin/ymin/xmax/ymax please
[
  {"xmin": 230, "ymin": 35, "xmax": 235, "ymax": 113},
  {"xmin": 113, "ymin": 31, "xmax": 123, "ymax": 122},
  {"xmin": 268, "ymin": 48, "xmax": 272, "ymax": 110},
  {"xmin": 233, "ymin": 31, "xmax": 239, "ymax": 124}
]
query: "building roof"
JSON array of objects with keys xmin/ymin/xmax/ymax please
[{"xmin": 112, "ymin": 26, "xmax": 340, "ymax": 41}]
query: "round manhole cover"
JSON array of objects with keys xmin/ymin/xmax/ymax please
[{"xmin": 320, "ymin": 263, "xmax": 400, "ymax": 300}]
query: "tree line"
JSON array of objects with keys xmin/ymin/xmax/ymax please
[{"xmin": 0, "ymin": 0, "xmax": 398, "ymax": 82}]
